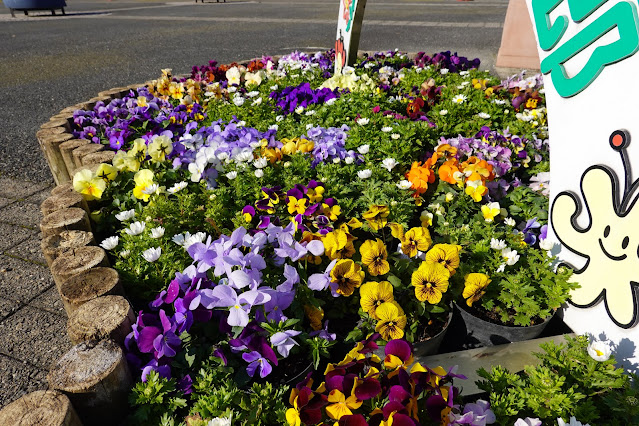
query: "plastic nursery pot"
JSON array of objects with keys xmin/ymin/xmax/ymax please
[
  {"xmin": 454, "ymin": 303, "xmax": 554, "ymax": 347},
  {"xmin": 412, "ymin": 308, "xmax": 453, "ymax": 357}
]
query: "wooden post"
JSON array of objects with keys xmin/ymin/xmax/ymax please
[
  {"xmin": 41, "ymin": 208, "xmax": 92, "ymax": 238},
  {"xmin": 60, "ymin": 268, "xmax": 124, "ymax": 316},
  {"xmin": 0, "ymin": 390, "xmax": 83, "ymax": 426},
  {"xmin": 82, "ymin": 150, "xmax": 115, "ymax": 166},
  {"xmin": 50, "ymin": 246, "xmax": 109, "ymax": 291},
  {"xmin": 67, "ymin": 295, "xmax": 134, "ymax": 346},
  {"xmin": 59, "ymin": 139, "xmax": 89, "ymax": 174},
  {"xmin": 47, "ymin": 340, "xmax": 132, "ymax": 426},
  {"xmin": 72, "ymin": 144, "xmax": 104, "ymax": 170},
  {"xmin": 41, "ymin": 118, "xmax": 71, "ymax": 132},
  {"xmin": 98, "ymin": 87, "xmax": 129, "ymax": 99},
  {"xmin": 51, "ymin": 182, "xmax": 75, "ymax": 197},
  {"xmin": 41, "ymin": 133, "xmax": 75, "ymax": 185},
  {"xmin": 41, "ymin": 230, "xmax": 95, "ymax": 267},
  {"xmin": 41, "ymin": 191, "xmax": 89, "ymax": 217}
]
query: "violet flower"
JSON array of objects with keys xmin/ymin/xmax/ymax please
[
  {"xmin": 242, "ymin": 351, "xmax": 272, "ymax": 378},
  {"xmin": 270, "ymin": 330, "xmax": 301, "ymax": 357}
]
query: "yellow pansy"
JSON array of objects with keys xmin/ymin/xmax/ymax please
[
  {"xmin": 321, "ymin": 203, "xmax": 341, "ymax": 221},
  {"xmin": 147, "ymin": 135, "xmax": 173, "ymax": 163},
  {"xmin": 411, "ymin": 262, "xmax": 450, "ymax": 304},
  {"xmin": 375, "ymin": 302, "xmax": 407, "ymax": 341},
  {"xmin": 95, "ymin": 163, "xmax": 118, "ymax": 181},
  {"xmin": 463, "ymin": 273, "xmax": 491, "ymax": 307},
  {"xmin": 281, "ymin": 139, "xmax": 298, "ymax": 155},
  {"xmin": 73, "ymin": 169, "xmax": 106, "ymax": 201},
  {"xmin": 323, "ymin": 229, "xmax": 355, "ymax": 259},
  {"xmin": 112, "ymin": 150, "xmax": 139, "ymax": 172},
  {"xmin": 296, "ymin": 138, "xmax": 314, "ymax": 153},
  {"xmin": 362, "ymin": 205, "xmax": 390, "ymax": 231},
  {"xmin": 287, "ymin": 196, "xmax": 307, "ymax": 215},
  {"xmin": 425, "ymin": 244, "xmax": 461, "ymax": 275},
  {"xmin": 360, "ymin": 281, "xmax": 394, "ymax": 320},
  {"xmin": 132, "ymin": 169, "xmax": 156, "ymax": 202},
  {"xmin": 360, "ymin": 239, "xmax": 390, "ymax": 276},
  {"xmin": 481, "ymin": 202, "xmax": 501, "ymax": 223},
  {"xmin": 347, "ymin": 217, "xmax": 362, "ymax": 230},
  {"xmin": 307, "ymin": 186, "xmax": 324, "ymax": 203},
  {"xmin": 326, "ymin": 388, "xmax": 362, "ymax": 420},
  {"xmin": 465, "ymin": 180, "xmax": 487, "ymax": 202},
  {"xmin": 401, "ymin": 227, "xmax": 432, "ymax": 257},
  {"xmin": 330, "ymin": 259, "xmax": 364, "ymax": 296}
]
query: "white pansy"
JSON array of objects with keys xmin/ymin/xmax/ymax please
[
  {"xmin": 357, "ymin": 144, "xmax": 370, "ymax": 154},
  {"xmin": 232, "ymin": 95, "xmax": 245, "ymax": 106},
  {"xmin": 504, "ymin": 217, "xmax": 516, "ymax": 227},
  {"xmin": 439, "ymin": 110, "xmax": 448, "ymax": 116},
  {"xmin": 452, "ymin": 94, "xmax": 467, "ymax": 104},
  {"xmin": 478, "ymin": 112, "xmax": 491, "ymax": 119},
  {"xmin": 253, "ymin": 157, "xmax": 268, "ymax": 169},
  {"xmin": 167, "ymin": 181, "xmax": 188, "ymax": 194},
  {"xmin": 357, "ymin": 169, "xmax": 372, "ymax": 179},
  {"xmin": 255, "ymin": 169, "xmax": 264, "ymax": 178},
  {"xmin": 100, "ymin": 236, "xmax": 119, "ymax": 250},
  {"xmin": 142, "ymin": 183, "xmax": 160, "ymax": 195},
  {"xmin": 391, "ymin": 133, "xmax": 400, "ymax": 140},
  {"xmin": 225, "ymin": 67, "xmax": 241, "ymax": 85},
  {"xmin": 381, "ymin": 126, "xmax": 393, "ymax": 133},
  {"xmin": 295, "ymin": 106, "xmax": 305, "ymax": 114},
  {"xmin": 397, "ymin": 180, "xmax": 412, "ymax": 189},
  {"xmin": 587, "ymin": 340, "xmax": 612, "ymax": 362},
  {"xmin": 150, "ymin": 227, "xmax": 165, "ymax": 239},
  {"xmin": 142, "ymin": 247, "xmax": 162, "ymax": 263},
  {"xmin": 125, "ymin": 221, "xmax": 146, "ymax": 236},
  {"xmin": 225, "ymin": 171, "xmax": 238, "ymax": 180},
  {"xmin": 115, "ymin": 209, "xmax": 135, "ymax": 221},
  {"xmin": 382, "ymin": 158, "xmax": 398, "ymax": 172},
  {"xmin": 188, "ymin": 159, "xmax": 206, "ymax": 182},
  {"xmin": 490, "ymin": 238, "xmax": 507, "ymax": 250},
  {"xmin": 356, "ymin": 117, "xmax": 370, "ymax": 125},
  {"xmin": 501, "ymin": 248, "xmax": 520, "ymax": 266},
  {"xmin": 120, "ymin": 249, "xmax": 131, "ymax": 259}
]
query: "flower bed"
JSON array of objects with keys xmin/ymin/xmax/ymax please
[{"xmin": 24, "ymin": 49, "xmax": 639, "ymax": 425}]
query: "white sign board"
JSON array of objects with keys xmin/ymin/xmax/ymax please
[
  {"xmin": 335, "ymin": 0, "xmax": 367, "ymax": 74},
  {"xmin": 526, "ymin": 0, "xmax": 639, "ymax": 371}
]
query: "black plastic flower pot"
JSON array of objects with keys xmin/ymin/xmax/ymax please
[
  {"xmin": 412, "ymin": 309, "xmax": 453, "ymax": 357},
  {"xmin": 454, "ymin": 303, "xmax": 554, "ymax": 347}
]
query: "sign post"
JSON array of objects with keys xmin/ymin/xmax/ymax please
[
  {"xmin": 526, "ymin": 0, "xmax": 639, "ymax": 369},
  {"xmin": 335, "ymin": 0, "xmax": 368, "ymax": 74}
]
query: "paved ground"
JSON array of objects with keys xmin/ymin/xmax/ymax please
[{"xmin": 0, "ymin": 0, "xmax": 510, "ymax": 408}]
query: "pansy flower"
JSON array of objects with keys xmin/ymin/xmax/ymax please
[{"xmin": 411, "ymin": 262, "xmax": 450, "ymax": 304}]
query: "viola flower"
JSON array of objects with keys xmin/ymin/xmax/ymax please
[
  {"xmin": 148, "ymin": 135, "xmax": 173, "ymax": 163},
  {"xmin": 242, "ymin": 351, "xmax": 272, "ymax": 378},
  {"xmin": 330, "ymin": 259, "xmax": 365, "ymax": 297},
  {"xmin": 375, "ymin": 302, "xmax": 407, "ymax": 340},
  {"xmin": 481, "ymin": 202, "xmax": 501, "ymax": 223},
  {"xmin": 270, "ymin": 330, "xmax": 302, "ymax": 357},
  {"xmin": 362, "ymin": 205, "xmax": 390, "ymax": 231},
  {"xmin": 73, "ymin": 169, "xmax": 106, "ymax": 201},
  {"xmin": 132, "ymin": 169, "xmax": 156, "ymax": 202},
  {"xmin": 360, "ymin": 281, "xmax": 394, "ymax": 320},
  {"xmin": 425, "ymin": 244, "xmax": 461, "ymax": 275},
  {"xmin": 137, "ymin": 309, "xmax": 181, "ymax": 359},
  {"xmin": 326, "ymin": 388, "xmax": 363, "ymax": 420},
  {"xmin": 360, "ymin": 239, "xmax": 390, "ymax": 276},
  {"xmin": 323, "ymin": 230, "xmax": 355, "ymax": 260},
  {"xmin": 462, "ymin": 273, "xmax": 491, "ymax": 307},
  {"xmin": 465, "ymin": 179, "xmax": 488, "ymax": 202},
  {"xmin": 406, "ymin": 161, "xmax": 436, "ymax": 195},
  {"xmin": 304, "ymin": 304, "xmax": 325, "ymax": 330},
  {"xmin": 287, "ymin": 196, "xmax": 308, "ymax": 215},
  {"xmin": 401, "ymin": 227, "xmax": 432, "ymax": 258},
  {"xmin": 96, "ymin": 163, "xmax": 118, "ymax": 182},
  {"xmin": 384, "ymin": 339, "xmax": 414, "ymax": 370},
  {"xmin": 411, "ymin": 262, "xmax": 450, "ymax": 304}
]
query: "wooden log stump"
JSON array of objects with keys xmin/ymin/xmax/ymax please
[
  {"xmin": 41, "ymin": 230, "xmax": 95, "ymax": 267},
  {"xmin": 67, "ymin": 295, "xmax": 134, "ymax": 346},
  {"xmin": 98, "ymin": 87, "xmax": 128, "ymax": 99},
  {"xmin": 41, "ymin": 208, "xmax": 91, "ymax": 238},
  {"xmin": 60, "ymin": 268, "xmax": 124, "ymax": 316},
  {"xmin": 42, "ymin": 133, "xmax": 75, "ymax": 185},
  {"xmin": 0, "ymin": 390, "xmax": 83, "ymax": 426},
  {"xmin": 41, "ymin": 191, "xmax": 89, "ymax": 217},
  {"xmin": 50, "ymin": 246, "xmax": 109, "ymax": 290},
  {"xmin": 72, "ymin": 144, "xmax": 103, "ymax": 170},
  {"xmin": 47, "ymin": 340, "xmax": 132, "ymax": 426},
  {"xmin": 88, "ymin": 95, "xmax": 112, "ymax": 105},
  {"xmin": 51, "ymin": 112, "xmax": 75, "ymax": 123},
  {"xmin": 82, "ymin": 150, "xmax": 115, "ymax": 166},
  {"xmin": 60, "ymin": 106, "xmax": 79, "ymax": 114},
  {"xmin": 41, "ymin": 118, "xmax": 71, "ymax": 132},
  {"xmin": 37, "ymin": 127, "xmax": 66, "ymax": 141},
  {"xmin": 51, "ymin": 182, "xmax": 75, "ymax": 197},
  {"xmin": 59, "ymin": 139, "xmax": 89, "ymax": 173},
  {"xmin": 74, "ymin": 100, "xmax": 95, "ymax": 111}
]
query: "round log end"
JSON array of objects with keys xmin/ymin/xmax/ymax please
[
  {"xmin": 41, "ymin": 118, "xmax": 71, "ymax": 131},
  {"xmin": 0, "ymin": 390, "xmax": 82, "ymax": 426},
  {"xmin": 60, "ymin": 268, "xmax": 123, "ymax": 316},
  {"xmin": 40, "ymin": 207, "xmax": 91, "ymax": 237},
  {"xmin": 41, "ymin": 230, "xmax": 95, "ymax": 266},
  {"xmin": 41, "ymin": 191, "xmax": 88, "ymax": 217},
  {"xmin": 82, "ymin": 151, "xmax": 115, "ymax": 166},
  {"xmin": 67, "ymin": 295, "xmax": 133, "ymax": 345},
  {"xmin": 51, "ymin": 182, "xmax": 75, "ymax": 196},
  {"xmin": 50, "ymin": 246, "xmax": 109, "ymax": 288}
]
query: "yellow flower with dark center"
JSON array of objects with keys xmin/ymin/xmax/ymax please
[
  {"xmin": 330, "ymin": 259, "xmax": 364, "ymax": 296},
  {"xmin": 73, "ymin": 169, "xmax": 106, "ymax": 201},
  {"xmin": 463, "ymin": 273, "xmax": 491, "ymax": 307},
  {"xmin": 307, "ymin": 186, "xmax": 324, "ymax": 203},
  {"xmin": 375, "ymin": 302, "xmax": 407, "ymax": 340},
  {"xmin": 321, "ymin": 203, "xmax": 341, "ymax": 221},
  {"xmin": 325, "ymin": 388, "xmax": 362, "ymax": 420},
  {"xmin": 401, "ymin": 227, "xmax": 432, "ymax": 257},
  {"xmin": 362, "ymin": 205, "xmax": 390, "ymax": 231},
  {"xmin": 96, "ymin": 163, "xmax": 118, "ymax": 181},
  {"xmin": 347, "ymin": 217, "xmax": 363, "ymax": 229},
  {"xmin": 389, "ymin": 222, "xmax": 405, "ymax": 240},
  {"xmin": 287, "ymin": 196, "xmax": 307, "ymax": 215},
  {"xmin": 411, "ymin": 262, "xmax": 450, "ymax": 304},
  {"xmin": 526, "ymin": 98, "xmax": 538, "ymax": 109},
  {"xmin": 360, "ymin": 281, "xmax": 394, "ymax": 320},
  {"xmin": 425, "ymin": 244, "xmax": 461, "ymax": 275},
  {"xmin": 360, "ymin": 239, "xmax": 390, "ymax": 276},
  {"xmin": 323, "ymin": 229, "xmax": 355, "ymax": 259},
  {"xmin": 295, "ymin": 138, "xmax": 314, "ymax": 153}
]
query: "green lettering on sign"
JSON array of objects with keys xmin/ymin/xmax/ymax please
[{"xmin": 532, "ymin": 0, "xmax": 639, "ymax": 98}]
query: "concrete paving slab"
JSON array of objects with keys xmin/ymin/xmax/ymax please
[
  {"xmin": 0, "ymin": 306, "xmax": 70, "ymax": 370},
  {"xmin": 6, "ymin": 236, "xmax": 47, "ymax": 267},
  {"xmin": 0, "ymin": 177, "xmax": 51, "ymax": 200},
  {"xmin": 22, "ymin": 187, "xmax": 54, "ymax": 206},
  {"xmin": 0, "ymin": 255, "xmax": 54, "ymax": 303},
  {"xmin": 0, "ymin": 197, "xmax": 15, "ymax": 209},
  {"xmin": 0, "ymin": 224, "xmax": 34, "ymax": 252},
  {"xmin": 0, "ymin": 354, "xmax": 48, "ymax": 408},
  {"xmin": 0, "ymin": 200, "xmax": 43, "ymax": 231},
  {"xmin": 28, "ymin": 286, "xmax": 65, "ymax": 316},
  {"xmin": 0, "ymin": 298, "xmax": 22, "ymax": 321}
]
